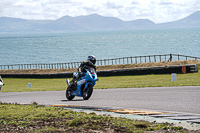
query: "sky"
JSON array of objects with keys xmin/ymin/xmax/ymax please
[{"xmin": 0, "ymin": 0, "xmax": 199, "ymax": 23}]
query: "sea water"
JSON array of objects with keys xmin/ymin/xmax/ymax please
[{"xmin": 0, "ymin": 28, "xmax": 200, "ymax": 65}]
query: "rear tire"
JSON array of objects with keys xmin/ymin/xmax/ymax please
[
  {"xmin": 82, "ymin": 84, "xmax": 93, "ymax": 100},
  {"xmin": 66, "ymin": 87, "xmax": 75, "ymax": 100}
]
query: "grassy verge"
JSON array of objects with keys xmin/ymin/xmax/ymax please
[
  {"xmin": 98, "ymin": 72, "xmax": 200, "ymax": 89},
  {"xmin": 0, "ymin": 103, "xmax": 189, "ymax": 132},
  {"xmin": 1, "ymin": 71, "xmax": 200, "ymax": 92}
]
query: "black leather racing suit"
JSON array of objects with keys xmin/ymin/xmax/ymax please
[{"xmin": 72, "ymin": 60, "xmax": 96, "ymax": 82}]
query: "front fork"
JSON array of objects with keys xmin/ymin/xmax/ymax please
[{"xmin": 71, "ymin": 83, "xmax": 77, "ymax": 92}]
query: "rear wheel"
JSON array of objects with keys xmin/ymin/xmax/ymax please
[
  {"xmin": 66, "ymin": 87, "xmax": 75, "ymax": 100},
  {"xmin": 82, "ymin": 84, "xmax": 93, "ymax": 100}
]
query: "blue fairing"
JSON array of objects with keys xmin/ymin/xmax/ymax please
[{"xmin": 72, "ymin": 69, "xmax": 98, "ymax": 97}]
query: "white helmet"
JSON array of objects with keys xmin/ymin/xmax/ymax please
[{"xmin": 87, "ymin": 55, "xmax": 96, "ymax": 65}]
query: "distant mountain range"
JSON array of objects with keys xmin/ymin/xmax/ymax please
[{"xmin": 0, "ymin": 11, "xmax": 199, "ymax": 33}]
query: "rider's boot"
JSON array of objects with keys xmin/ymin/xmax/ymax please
[
  {"xmin": 67, "ymin": 78, "xmax": 76, "ymax": 87},
  {"xmin": 66, "ymin": 79, "xmax": 70, "ymax": 86}
]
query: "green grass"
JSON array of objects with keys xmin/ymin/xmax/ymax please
[
  {"xmin": 0, "ymin": 103, "xmax": 188, "ymax": 132},
  {"xmin": 97, "ymin": 72, "xmax": 200, "ymax": 89},
  {"xmin": 1, "ymin": 71, "xmax": 200, "ymax": 92},
  {"xmin": 1, "ymin": 78, "xmax": 67, "ymax": 92}
]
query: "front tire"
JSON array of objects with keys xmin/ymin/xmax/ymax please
[
  {"xmin": 66, "ymin": 87, "xmax": 75, "ymax": 100},
  {"xmin": 82, "ymin": 84, "xmax": 93, "ymax": 100}
]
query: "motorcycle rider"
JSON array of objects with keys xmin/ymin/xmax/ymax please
[
  {"xmin": 0, "ymin": 76, "xmax": 4, "ymax": 91},
  {"xmin": 67, "ymin": 55, "xmax": 96, "ymax": 87},
  {"xmin": 0, "ymin": 76, "xmax": 4, "ymax": 86}
]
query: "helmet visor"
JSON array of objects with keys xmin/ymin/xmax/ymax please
[{"xmin": 88, "ymin": 56, "xmax": 94, "ymax": 60}]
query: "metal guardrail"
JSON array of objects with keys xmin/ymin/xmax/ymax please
[{"xmin": 0, "ymin": 54, "xmax": 200, "ymax": 70}]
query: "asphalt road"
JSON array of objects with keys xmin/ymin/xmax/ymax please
[{"xmin": 0, "ymin": 86, "xmax": 200, "ymax": 114}]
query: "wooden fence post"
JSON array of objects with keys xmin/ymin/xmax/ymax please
[
  {"xmin": 135, "ymin": 57, "xmax": 137, "ymax": 64},
  {"xmin": 131, "ymin": 57, "xmax": 133, "ymax": 64},
  {"xmin": 160, "ymin": 55, "xmax": 161, "ymax": 62},
  {"xmin": 170, "ymin": 54, "xmax": 172, "ymax": 61}
]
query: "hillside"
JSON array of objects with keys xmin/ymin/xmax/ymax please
[
  {"xmin": 158, "ymin": 11, "xmax": 200, "ymax": 28},
  {"xmin": 0, "ymin": 11, "xmax": 199, "ymax": 33}
]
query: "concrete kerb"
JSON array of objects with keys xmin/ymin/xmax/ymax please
[{"xmin": 44, "ymin": 104, "xmax": 200, "ymax": 131}]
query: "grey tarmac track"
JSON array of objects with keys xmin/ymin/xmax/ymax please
[
  {"xmin": 0, "ymin": 86, "xmax": 200, "ymax": 114},
  {"xmin": 1, "ymin": 86, "xmax": 200, "ymax": 130}
]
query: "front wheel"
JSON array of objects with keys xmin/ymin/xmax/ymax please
[
  {"xmin": 66, "ymin": 87, "xmax": 75, "ymax": 100},
  {"xmin": 82, "ymin": 84, "xmax": 93, "ymax": 100}
]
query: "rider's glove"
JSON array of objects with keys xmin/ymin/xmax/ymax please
[{"xmin": 78, "ymin": 68, "xmax": 81, "ymax": 74}]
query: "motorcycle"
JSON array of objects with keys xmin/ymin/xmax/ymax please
[
  {"xmin": 0, "ymin": 76, "xmax": 4, "ymax": 91},
  {"xmin": 66, "ymin": 68, "xmax": 98, "ymax": 100}
]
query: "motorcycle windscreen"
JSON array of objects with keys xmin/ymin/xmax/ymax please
[{"xmin": 90, "ymin": 68, "xmax": 95, "ymax": 74}]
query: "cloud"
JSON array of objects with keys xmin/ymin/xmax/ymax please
[
  {"xmin": 0, "ymin": 0, "xmax": 15, "ymax": 16},
  {"xmin": 0, "ymin": 0, "xmax": 199, "ymax": 23},
  {"xmin": 119, "ymin": 0, "xmax": 200, "ymax": 23}
]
